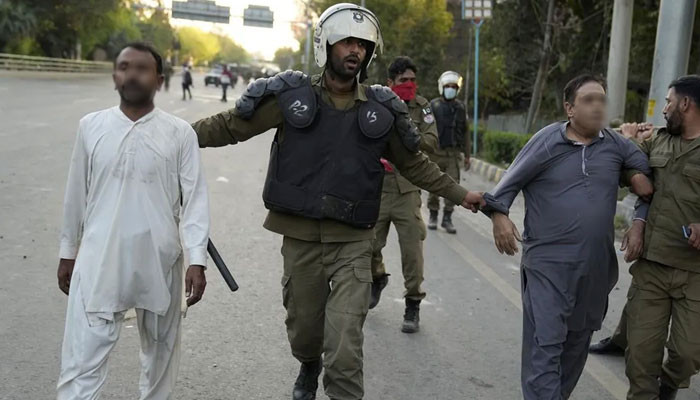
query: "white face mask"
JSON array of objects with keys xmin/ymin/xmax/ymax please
[{"xmin": 443, "ymin": 87, "xmax": 457, "ymax": 100}]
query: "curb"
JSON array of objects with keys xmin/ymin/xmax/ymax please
[{"xmin": 469, "ymin": 158, "xmax": 506, "ymax": 183}]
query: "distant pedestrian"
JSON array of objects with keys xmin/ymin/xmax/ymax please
[
  {"xmin": 182, "ymin": 66, "xmax": 193, "ymax": 100},
  {"xmin": 163, "ymin": 59, "xmax": 174, "ymax": 91},
  {"xmin": 220, "ymin": 65, "xmax": 233, "ymax": 102}
]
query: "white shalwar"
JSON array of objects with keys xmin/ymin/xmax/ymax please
[{"xmin": 56, "ymin": 107, "xmax": 209, "ymax": 400}]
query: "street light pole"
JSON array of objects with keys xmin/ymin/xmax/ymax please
[
  {"xmin": 462, "ymin": 0, "xmax": 492, "ymax": 156},
  {"xmin": 472, "ymin": 19, "xmax": 483, "ymax": 156}
]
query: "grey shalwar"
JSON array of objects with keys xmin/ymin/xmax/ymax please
[{"xmin": 483, "ymin": 122, "xmax": 651, "ymax": 400}]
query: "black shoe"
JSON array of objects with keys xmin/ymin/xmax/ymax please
[
  {"xmin": 402, "ymin": 299, "xmax": 420, "ymax": 333},
  {"xmin": 588, "ymin": 337, "xmax": 624, "ymax": 356},
  {"xmin": 369, "ymin": 274, "xmax": 390, "ymax": 310},
  {"xmin": 441, "ymin": 211, "xmax": 457, "ymax": 234},
  {"xmin": 292, "ymin": 359, "xmax": 322, "ymax": 400},
  {"xmin": 428, "ymin": 210, "xmax": 438, "ymax": 230},
  {"xmin": 659, "ymin": 380, "xmax": 678, "ymax": 400}
]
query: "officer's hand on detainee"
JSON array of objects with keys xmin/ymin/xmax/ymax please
[
  {"xmin": 630, "ymin": 173, "xmax": 654, "ymax": 203},
  {"xmin": 57, "ymin": 258, "xmax": 75, "ymax": 295},
  {"xmin": 462, "ymin": 191, "xmax": 486, "ymax": 213},
  {"xmin": 185, "ymin": 265, "xmax": 207, "ymax": 307},
  {"xmin": 619, "ymin": 123, "xmax": 639, "ymax": 140},
  {"xmin": 621, "ymin": 220, "xmax": 645, "ymax": 262},
  {"xmin": 492, "ymin": 212, "xmax": 522, "ymax": 256},
  {"xmin": 637, "ymin": 123, "xmax": 654, "ymax": 140},
  {"xmin": 687, "ymin": 223, "xmax": 700, "ymax": 250}
]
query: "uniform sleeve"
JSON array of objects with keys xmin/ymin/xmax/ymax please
[
  {"xmin": 385, "ymin": 129, "xmax": 468, "ymax": 205},
  {"xmin": 456, "ymin": 102, "xmax": 468, "ymax": 153},
  {"xmin": 621, "ymin": 136, "xmax": 654, "ymax": 221},
  {"xmin": 621, "ymin": 135, "xmax": 654, "ymax": 185},
  {"xmin": 192, "ymin": 96, "xmax": 283, "ymax": 148},
  {"xmin": 59, "ymin": 121, "xmax": 88, "ymax": 259},
  {"xmin": 179, "ymin": 126, "xmax": 210, "ymax": 267},
  {"xmin": 482, "ymin": 135, "xmax": 544, "ymax": 216}
]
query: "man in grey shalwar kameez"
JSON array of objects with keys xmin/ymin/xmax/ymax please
[{"xmin": 482, "ymin": 75, "xmax": 653, "ymax": 400}]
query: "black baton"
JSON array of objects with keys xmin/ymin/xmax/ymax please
[{"xmin": 207, "ymin": 238, "xmax": 239, "ymax": 292}]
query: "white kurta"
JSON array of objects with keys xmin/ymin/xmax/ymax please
[{"xmin": 59, "ymin": 106, "xmax": 209, "ymax": 316}]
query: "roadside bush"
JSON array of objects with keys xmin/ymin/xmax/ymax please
[{"xmin": 482, "ymin": 130, "xmax": 533, "ymax": 166}]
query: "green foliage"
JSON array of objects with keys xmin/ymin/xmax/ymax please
[
  {"xmin": 482, "ymin": 130, "xmax": 533, "ymax": 166},
  {"xmin": 274, "ymin": 47, "xmax": 298, "ymax": 71},
  {"xmin": 0, "ymin": 0, "xmax": 247, "ymax": 66},
  {"xmin": 214, "ymin": 34, "xmax": 249, "ymax": 64},
  {"xmin": 0, "ymin": 0, "xmax": 38, "ymax": 52}
]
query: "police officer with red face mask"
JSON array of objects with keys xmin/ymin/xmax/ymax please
[{"xmin": 369, "ymin": 56, "xmax": 439, "ymax": 334}]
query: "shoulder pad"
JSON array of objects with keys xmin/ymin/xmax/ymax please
[
  {"xmin": 369, "ymin": 84, "xmax": 398, "ymax": 103},
  {"xmin": 234, "ymin": 70, "xmax": 309, "ymax": 119},
  {"xmin": 278, "ymin": 70, "xmax": 306, "ymax": 88},
  {"xmin": 365, "ymin": 85, "xmax": 420, "ymax": 153}
]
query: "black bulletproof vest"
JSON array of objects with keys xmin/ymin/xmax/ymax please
[
  {"xmin": 433, "ymin": 99, "xmax": 459, "ymax": 149},
  {"xmin": 262, "ymin": 82, "xmax": 394, "ymax": 229}
]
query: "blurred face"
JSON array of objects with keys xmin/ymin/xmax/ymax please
[
  {"xmin": 564, "ymin": 81, "xmax": 607, "ymax": 133},
  {"xmin": 329, "ymin": 37, "xmax": 368, "ymax": 81},
  {"xmin": 387, "ymin": 69, "xmax": 416, "ymax": 87},
  {"xmin": 113, "ymin": 47, "xmax": 163, "ymax": 107},
  {"xmin": 663, "ymin": 88, "xmax": 686, "ymax": 136}
]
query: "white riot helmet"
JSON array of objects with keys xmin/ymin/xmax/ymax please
[
  {"xmin": 438, "ymin": 71, "xmax": 463, "ymax": 95},
  {"xmin": 314, "ymin": 3, "xmax": 384, "ymax": 82}
]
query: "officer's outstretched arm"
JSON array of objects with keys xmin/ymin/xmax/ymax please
[
  {"xmin": 386, "ymin": 130, "xmax": 468, "ymax": 207},
  {"xmin": 192, "ymin": 96, "xmax": 282, "ymax": 148},
  {"xmin": 192, "ymin": 71, "xmax": 313, "ymax": 148}
]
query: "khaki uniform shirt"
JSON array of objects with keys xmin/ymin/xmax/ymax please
[
  {"xmin": 384, "ymin": 94, "xmax": 439, "ymax": 194},
  {"xmin": 630, "ymin": 128, "xmax": 700, "ymax": 272},
  {"xmin": 192, "ymin": 74, "xmax": 467, "ymax": 243}
]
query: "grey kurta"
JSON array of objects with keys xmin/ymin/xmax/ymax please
[
  {"xmin": 484, "ymin": 122, "xmax": 651, "ymax": 342},
  {"xmin": 484, "ymin": 122, "xmax": 650, "ymax": 399}
]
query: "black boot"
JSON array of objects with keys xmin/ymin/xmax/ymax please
[
  {"xmin": 441, "ymin": 211, "xmax": 457, "ymax": 234},
  {"xmin": 292, "ymin": 359, "xmax": 322, "ymax": 400},
  {"xmin": 588, "ymin": 336, "xmax": 625, "ymax": 356},
  {"xmin": 369, "ymin": 274, "xmax": 390, "ymax": 310},
  {"xmin": 428, "ymin": 210, "xmax": 438, "ymax": 230},
  {"xmin": 402, "ymin": 299, "xmax": 421, "ymax": 333},
  {"xmin": 659, "ymin": 380, "xmax": 678, "ymax": 400}
]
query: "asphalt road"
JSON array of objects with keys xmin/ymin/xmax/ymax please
[{"xmin": 0, "ymin": 70, "xmax": 697, "ymax": 400}]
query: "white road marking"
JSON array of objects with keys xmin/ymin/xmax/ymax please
[
  {"xmin": 172, "ymin": 107, "xmax": 187, "ymax": 115},
  {"xmin": 216, "ymin": 176, "xmax": 229, "ymax": 183}
]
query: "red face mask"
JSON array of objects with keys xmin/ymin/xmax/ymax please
[{"xmin": 391, "ymin": 81, "xmax": 417, "ymax": 101}]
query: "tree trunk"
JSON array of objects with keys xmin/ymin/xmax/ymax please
[{"xmin": 525, "ymin": 0, "xmax": 556, "ymax": 134}]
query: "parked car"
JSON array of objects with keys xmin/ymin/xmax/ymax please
[{"xmin": 204, "ymin": 67, "xmax": 223, "ymax": 86}]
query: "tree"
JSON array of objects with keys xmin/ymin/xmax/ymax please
[
  {"xmin": 0, "ymin": 0, "xmax": 38, "ymax": 53},
  {"xmin": 274, "ymin": 47, "xmax": 297, "ymax": 71},
  {"xmin": 215, "ymin": 35, "xmax": 249, "ymax": 64},
  {"xmin": 525, "ymin": 0, "xmax": 557, "ymax": 133},
  {"xmin": 177, "ymin": 27, "xmax": 220, "ymax": 65}
]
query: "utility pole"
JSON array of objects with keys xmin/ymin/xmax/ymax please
[
  {"xmin": 524, "ymin": 0, "xmax": 555, "ymax": 134},
  {"xmin": 646, "ymin": 0, "xmax": 696, "ymax": 126},
  {"xmin": 606, "ymin": 0, "xmax": 633, "ymax": 123}
]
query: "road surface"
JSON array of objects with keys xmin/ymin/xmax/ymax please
[{"xmin": 0, "ymin": 70, "xmax": 697, "ymax": 399}]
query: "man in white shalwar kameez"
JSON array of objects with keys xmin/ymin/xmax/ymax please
[{"xmin": 56, "ymin": 43, "xmax": 210, "ymax": 400}]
